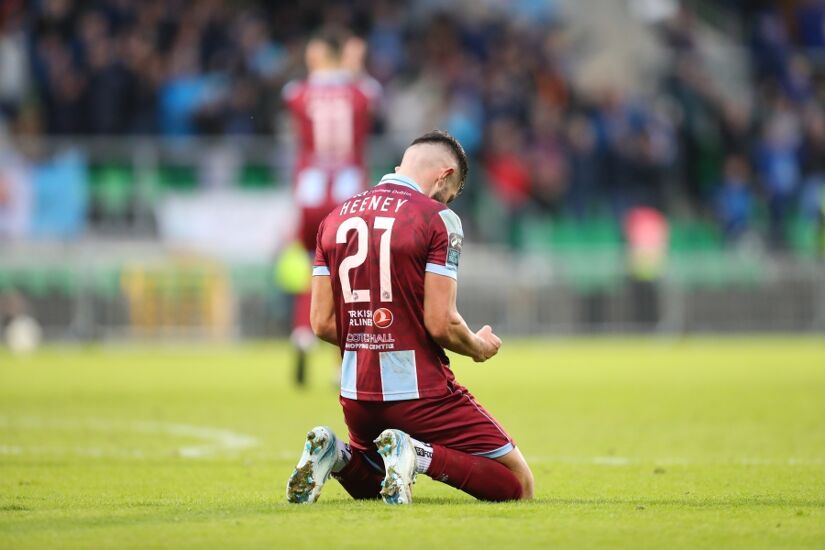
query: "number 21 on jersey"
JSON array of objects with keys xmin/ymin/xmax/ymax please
[{"xmin": 336, "ymin": 216, "xmax": 394, "ymax": 303}]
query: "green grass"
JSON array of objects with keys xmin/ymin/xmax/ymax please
[{"xmin": 1, "ymin": 338, "xmax": 824, "ymax": 548}]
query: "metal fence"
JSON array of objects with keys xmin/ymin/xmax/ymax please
[
  {"xmin": 1, "ymin": 137, "xmax": 823, "ymax": 340},
  {"xmin": 1, "ymin": 242, "xmax": 823, "ymax": 341},
  {"xmin": 457, "ymin": 248, "xmax": 825, "ymax": 335}
]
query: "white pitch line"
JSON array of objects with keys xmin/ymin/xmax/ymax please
[
  {"xmin": 0, "ymin": 416, "xmax": 259, "ymax": 459},
  {"xmin": 0, "ymin": 444, "xmax": 147, "ymax": 458},
  {"xmin": 526, "ymin": 455, "xmax": 825, "ymax": 466},
  {"xmin": 127, "ymin": 420, "xmax": 259, "ymax": 458},
  {"xmin": 2, "ymin": 418, "xmax": 822, "ymax": 466}
]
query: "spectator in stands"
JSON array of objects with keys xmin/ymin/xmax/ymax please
[
  {"xmin": 6, "ymin": 0, "xmax": 824, "ymax": 249},
  {"xmin": 751, "ymin": 11, "xmax": 792, "ymax": 85},
  {"xmin": 0, "ymin": 143, "xmax": 31, "ymax": 240},
  {"xmin": 715, "ymin": 154, "xmax": 753, "ymax": 244},
  {"xmin": 529, "ymin": 104, "xmax": 568, "ymax": 216},
  {"xmin": 799, "ymin": 104, "xmax": 825, "ymax": 223},
  {"xmin": 484, "ymin": 117, "xmax": 532, "ymax": 247},
  {"xmin": 565, "ymin": 112, "xmax": 600, "ymax": 220},
  {"xmin": 35, "ymin": 31, "xmax": 86, "ymax": 135},
  {"xmin": 158, "ymin": 46, "xmax": 208, "ymax": 136},
  {"xmin": 755, "ymin": 93, "xmax": 802, "ymax": 249},
  {"xmin": 0, "ymin": 1, "xmax": 28, "ymax": 118},
  {"xmin": 796, "ymin": 0, "xmax": 825, "ymax": 51},
  {"xmin": 13, "ymin": 106, "xmax": 88, "ymax": 239},
  {"xmin": 82, "ymin": 12, "xmax": 134, "ymax": 134}
]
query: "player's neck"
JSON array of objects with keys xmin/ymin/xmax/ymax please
[
  {"xmin": 310, "ymin": 64, "xmax": 343, "ymax": 74},
  {"xmin": 394, "ymin": 170, "xmax": 432, "ymax": 197}
]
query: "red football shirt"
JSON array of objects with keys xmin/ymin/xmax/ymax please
[
  {"xmin": 313, "ymin": 173, "xmax": 465, "ymax": 401},
  {"xmin": 282, "ymin": 71, "xmax": 381, "ymax": 208}
]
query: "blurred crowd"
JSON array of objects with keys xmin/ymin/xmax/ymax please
[{"xmin": 1, "ymin": 0, "xmax": 824, "ymax": 249}]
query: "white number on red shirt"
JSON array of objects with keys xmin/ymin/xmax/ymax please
[{"xmin": 335, "ymin": 216, "xmax": 395, "ymax": 303}]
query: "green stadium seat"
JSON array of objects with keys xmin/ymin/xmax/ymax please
[
  {"xmin": 18, "ymin": 268, "xmax": 51, "ymax": 297},
  {"xmin": 134, "ymin": 170, "xmax": 164, "ymax": 208},
  {"xmin": 549, "ymin": 218, "xmax": 579, "ymax": 251},
  {"xmin": 238, "ymin": 165, "xmax": 273, "ymax": 188},
  {"xmin": 90, "ymin": 164, "xmax": 134, "ymax": 219},
  {"xmin": 560, "ymin": 250, "xmax": 624, "ymax": 294},
  {"xmin": 370, "ymin": 165, "xmax": 395, "ymax": 185},
  {"xmin": 519, "ymin": 217, "xmax": 554, "ymax": 251},
  {"xmin": 91, "ymin": 268, "xmax": 123, "ymax": 298},
  {"xmin": 49, "ymin": 268, "xmax": 78, "ymax": 294},
  {"xmin": 232, "ymin": 264, "xmax": 273, "ymax": 294},
  {"xmin": 668, "ymin": 220, "xmax": 723, "ymax": 252},
  {"xmin": 158, "ymin": 166, "xmax": 197, "ymax": 191},
  {"xmin": 0, "ymin": 270, "xmax": 13, "ymax": 291},
  {"xmin": 787, "ymin": 216, "xmax": 817, "ymax": 258}
]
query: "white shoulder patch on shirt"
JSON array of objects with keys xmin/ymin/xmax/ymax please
[{"xmin": 438, "ymin": 209, "xmax": 463, "ymax": 237}]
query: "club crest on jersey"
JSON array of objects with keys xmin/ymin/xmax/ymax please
[
  {"xmin": 447, "ymin": 233, "xmax": 463, "ymax": 268},
  {"xmin": 372, "ymin": 308, "xmax": 394, "ymax": 329}
]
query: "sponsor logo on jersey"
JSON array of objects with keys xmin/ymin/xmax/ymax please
[
  {"xmin": 449, "ymin": 233, "xmax": 463, "ymax": 251},
  {"xmin": 349, "ymin": 309, "xmax": 374, "ymax": 326},
  {"xmin": 344, "ymin": 332, "xmax": 396, "ymax": 351},
  {"xmin": 372, "ymin": 308, "xmax": 394, "ymax": 329},
  {"xmin": 447, "ymin": 233, "xmax": 463, "ymax": 268}
]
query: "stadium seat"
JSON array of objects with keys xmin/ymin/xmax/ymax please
[
  {"xmin": 92, "ymin": 268, "xmax": 124, "ymax": 298},
  {"xmin": 668, "ymin": 220, "xmax": 723, "ymax": 253},
  {"xmin": 238, "ymin": 165, "xmax": 273, "ymax": 188},
  {"xmin": 231, "ymin": 264, "xmax": 273, "ymax": 294},
  {"xmin": 787, "ymin": 216, "xmax": 817, "ymax": 257},
  {"xmin": 90, "ymin": 164, "xmax": 134, "ymax": 222},
  {"xmin": 0, "ymin": 270, "xmax": 13, "ymax": 291},
  {"xmin": 158, "ymin": 166, "xmax": 197, "ymax": 191}
]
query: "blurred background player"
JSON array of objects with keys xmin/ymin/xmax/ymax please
[{"xmin": 281, "ymin": 28, "xmax": 381, "ymax": 386}]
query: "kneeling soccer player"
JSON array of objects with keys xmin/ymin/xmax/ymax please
[{"xmin": 286, "ymin": 131, "xmax": 533, "ymax": 504}]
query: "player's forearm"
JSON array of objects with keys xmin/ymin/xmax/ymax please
[
  {"xmin": 429, "ymin": 311, "xmax": 484, "ymax": 360},
  {"xmin": 315, "ymin": 326, "xmax": 338, "ymax": 346},
  {"xmin": 310, "ymin": 315, "xmax": 338, "ymax": 345}
]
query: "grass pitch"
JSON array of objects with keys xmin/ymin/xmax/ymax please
[{"xmin": 1, "ymin": 338, "xmax": 824, "ymax": 548}]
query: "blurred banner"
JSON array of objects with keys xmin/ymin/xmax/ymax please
[{"xmin": 156, "ymin": 189, "xmax": 296, "ymax": 262}]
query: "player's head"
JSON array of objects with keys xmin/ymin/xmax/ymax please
[
  {"xmin": 397, "ymin": 130, "xmax": 469, "ymax": 205},
  {"xmin": 305, "ymin": 27, "xmax": 348, "ymax": 72}
]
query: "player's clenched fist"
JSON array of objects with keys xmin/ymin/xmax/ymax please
[{"xmin": 474, "ymin": 325, "xmax": 502, "ymax": 362}]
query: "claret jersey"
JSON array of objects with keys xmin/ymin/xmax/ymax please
[
  {"xmin": 313, "ymin": 173, "xmax": 465, "ymax": 401},
  {"xmin": 282, "ymin": 70, "xmax": 380, "ymax": 209}
]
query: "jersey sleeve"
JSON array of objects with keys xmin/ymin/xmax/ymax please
[
  {"xmin": 312, "ymin": 217, "xmax": 330, "ymax": 276},
  {"xmin": 425, "ymin": 209, "xmax": 464, "ymax": 280},
  {"xmin": 357, "ymin": 76, "xmax": 383, "ymax": 109},
  {"xmin": 281, "ymin": 79, "xmax": 302, "ymax": 108}
]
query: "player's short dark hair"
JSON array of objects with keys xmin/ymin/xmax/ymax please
[
  {"xmin": 310, "ymin": 27, "xmax": 348, "ymax": 59},
  {"xmin": 410, "ymin": 130, "xmax": 469, "ymax": 194}
]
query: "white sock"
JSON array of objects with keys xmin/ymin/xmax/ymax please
[
  {"xmin": 409, "ymin": 436, "xmax": 433, "ymax": 474},
  {"xmin": 332, "ymin": 439, "xmax": 352, "ymax": 473}
]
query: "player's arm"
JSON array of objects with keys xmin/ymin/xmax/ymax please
[
  {"xmin": 423, "ymin": 273, "xmax": 500, "ymax": 363},
  {"xmin": 310, "ymin": 217, "xmax": 337, "ymax": 345},
  {"xmin": 309, "ymin": 274, "xmax": 337, "ymax": 345}
]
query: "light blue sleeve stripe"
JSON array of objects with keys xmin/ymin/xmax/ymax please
[
  {"xmin": 425, "ymin": 262, "xmax": 457, "ymax": 280},
  {"xmin": 473, "ymin": 442, "xmax": 514, "ymax": 459},
  {"xmin": 312, "ymin": 265, "xmax": 330, "ymax": 276}
]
